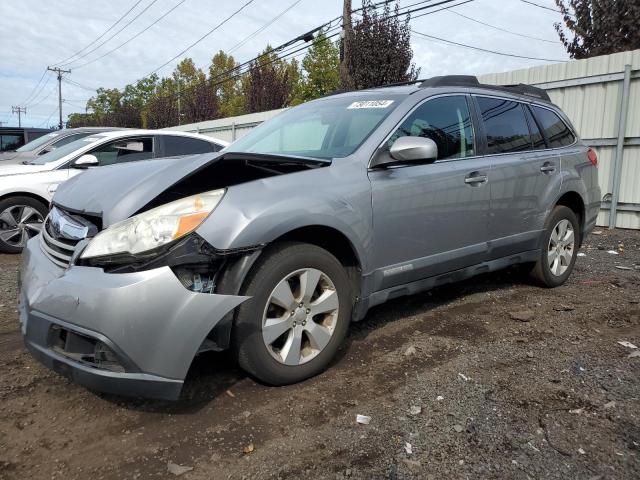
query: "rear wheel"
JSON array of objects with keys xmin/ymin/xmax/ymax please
[
  {"xmin": 233, "ymin": 242, "xmax": 352, "ymax": 385},
  {"xmin": 0, "ymin": 196, "xmax": 47, "ymax": 253},
  {"xmin": 531, "ymin": 206, "xmax": 580, "ymax": 287}
]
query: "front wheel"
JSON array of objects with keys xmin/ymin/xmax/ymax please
[
  {"xmin": 530, "ymin": 206, "xmax": 580, "ymax": 287},
  {"xmin": 233, "ymin": 242, "xmax": 352, "ymax": 385},
  {"xmin": 0, "ymin": 196, "xmax": 47, "ymax": 253}
]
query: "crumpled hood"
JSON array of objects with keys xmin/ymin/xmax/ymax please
[
  {"xmin": 0, "ymin": 162, "xmax": 53, "ymax": 176},
  {"xmin": 53, "ymin": 153, "xmax": 223, "ymax": 227}
]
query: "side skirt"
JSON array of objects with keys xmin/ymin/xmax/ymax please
[{"xmin": 353, "ymin": 249, "xmax": 539, "ymax": 321}]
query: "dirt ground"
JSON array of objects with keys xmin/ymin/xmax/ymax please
[{"xmin": 0, "ymin": 229, "xmax": 638, "ymax": 480}]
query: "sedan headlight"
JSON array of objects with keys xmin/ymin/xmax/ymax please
[{"xmin": 81, "ymin": 189, "xmax": 225, "ymax": 259}]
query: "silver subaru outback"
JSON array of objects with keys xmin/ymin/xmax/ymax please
[{"xmin": 19, "ymin": 76, "xmax": 601, "ymax": 400}]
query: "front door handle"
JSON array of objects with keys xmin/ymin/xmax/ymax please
[
  {"xmin": 464, "ymin": 172, "xmax": 488, "ymax": 185},
  {"xmin": 540, "ymin": 162, "xmax": 556, "ymax": 173}
]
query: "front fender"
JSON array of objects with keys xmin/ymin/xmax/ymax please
[{"xmin": 196, "ymin": 162, "xmax": 373, "ymax": 272}]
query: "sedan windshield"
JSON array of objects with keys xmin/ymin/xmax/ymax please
[
  {"xmin": 16, "ymin": 132, "xmax": 60, "ymax": 152},
  {"xmin": 29, "ymin": 135, "xmax": 107, "ymax": 165},
  {"xmin": 226, "ymin": 94, "xmax": 405, "ymax": 159}
]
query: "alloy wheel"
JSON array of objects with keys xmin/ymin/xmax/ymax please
[
  {"xmin": 547, "ymin": 219, "xmax": 575, "ymax": 276},
  {"xmin": 0, "ymin": 205, "xmax": 44, "ymax": 248},
  {"xmin": 262, "ymin": 268, "xmax": 339, "ymax": 366}
]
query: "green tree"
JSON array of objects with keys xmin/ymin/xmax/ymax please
[
  {"xmin": 209, "ymin": 50, "xmax": 245, "ymax": 117},
  {"xmin": 296, "ymin": 32, "xmax": 340, "ymax": 103},
  {"xmin": 554, "ymin": 0, "xmax": 640, "ymax": 59}
]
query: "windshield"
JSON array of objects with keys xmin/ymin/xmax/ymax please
[
  {"xmin": 29, "ymin": 135, "xmax": 107, "ymax": 165},
  {"xmin": 16, "ymin": 132, "xmax": 60, "ymax": 152},
  {"xmin": 227, "ymin": 94, "xmax": 405, "ymax": 159}
]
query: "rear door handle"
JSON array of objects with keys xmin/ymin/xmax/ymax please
[
  {"xmin": 540, "ymin": 162, "xmax": 556, "ymax": 173},
  {"xmin": 464, "ymin": 172, "xmax": 488, "ymax": 185}
]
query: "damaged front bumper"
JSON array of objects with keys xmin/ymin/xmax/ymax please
[{"xmin": 19, "ymin": 236, "xmax": 248, "ymax": 400}]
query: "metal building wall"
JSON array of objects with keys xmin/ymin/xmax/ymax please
[
  {"xmin": 479, "ymin": 49, "xmax": 640, "ymax": 229},
  {"xmin": 164, "ymin": 109, "xmax": 286, "ymax": 143}
]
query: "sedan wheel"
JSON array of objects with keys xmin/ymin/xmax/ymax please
[
  {"xmin": 262, "ymin": 268, "xmax": 339, "ymax": 366},
  {"xmin": 0, "ymin": 205, "xmax": 44, "ymax": 249}
]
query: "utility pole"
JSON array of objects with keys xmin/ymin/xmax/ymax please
[
  {"xmin": 47, "ymin": 66, "xmax": 71, "ymax": 129},
  {"xmin": 177, "ymin": 79, "xmax": 182, "ymax": 126},
  {"xmin": 340, "ymin": 0, "xmax": 353, "ymax": 90},
  {"xmin": 11, "ymin": 106, "xmax": 26, "ymax": 127}
]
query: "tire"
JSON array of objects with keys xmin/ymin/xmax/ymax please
[
  {"xmin": 233, "ymin": 242, "xmax": 352, "ymax": 385},
  {"xmin": 0, "ymin": 196, "xmax": 48, "ymax": 254},
  {"xmin": 530, "ymin": 205, "xmax": 580, "ymax": 287}
]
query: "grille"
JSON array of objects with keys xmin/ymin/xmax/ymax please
[
  {"xmin": 40, "ymin": 218, "xmax": 80, "ymax": 268},
  {"xmin": 39, "ymin": 207, "xmax": 97, "ymax": 269}
]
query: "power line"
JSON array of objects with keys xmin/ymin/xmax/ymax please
[
  {"xmin": 36, "ymin": 106, "xmax": 59, "ymax": 128},
  {"xmin": 157, "ymin": 0, "xmax": 463, "ymax": 104},
  {"xmin": 63, "ymin": 99, "xmax": 88, "ymax": 110},
  {"xmin": 52, "ymin": 0, "xmax": 144, "ymax": 66},
  {"xmin": 145, "ymin": 0, "xmax": 258, "ymax": 76},
  {"xmin": 63, "ymin": 78, "xmax": 99, "ymax": 92},
  {"xmin": 72, "ymin": 0, "xmax": 188, "ymax": 70},
  {"xmin": 27, "ymin": 84, "xmax": 57, "ymax": 108},
  {"xmin": 228, "ymin": 0, "xmax": 305, "ymax": 55},
  {"xmin": 411, "ymin": 0, "xmax": 475, "ymax": 19},
  {"xmin": 24, "ymin": 73, "xmax": 53, "ymax": 108},
  {"xmin": 519, "ymin": 0, "xmax": 573, "ymax": 16},
  {"xmin": 19, "ymin": 69, "xmax": 48, "ymax": 105},
  {"xmin": 60, "ymin": 0, "xmax": 160, "ymax": 68},
  {"xmin": 411, "ymin": 29, "xmax": 566, "ymax": 62},
  {"xmin": 447, "ymin": 9, "xmax": 558, "ymax": 43}
]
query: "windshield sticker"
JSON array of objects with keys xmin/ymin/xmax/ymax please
[{"xmin": 347, "ymin": 100, "xmax": 394, "ymax": 109}]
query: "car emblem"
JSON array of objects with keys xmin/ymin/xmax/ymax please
[{"xmin": 48, "ymin": 207, "xmax": 89, "ymax": 241}]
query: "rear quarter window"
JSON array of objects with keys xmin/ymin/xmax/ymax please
[
  {"xmin": 162, "ymin": 136, "xmax": 219, "ymax": 156},
  {"xmin": 532, "ymin": 106, "xmax": 575, "ymax": 148}
]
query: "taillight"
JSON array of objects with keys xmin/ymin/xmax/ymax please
[{"xmin": 587, "ymin": 148, "xmax": 598, "ymax": 167}]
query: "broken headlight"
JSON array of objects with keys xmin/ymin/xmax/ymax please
[{"xmin": 80, "ymin": 189, "xmax": 225, "ymax": 260}]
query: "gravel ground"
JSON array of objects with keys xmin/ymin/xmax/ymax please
[{"xmin": 0, "ymin": 229, "xmax": 638, "ymax": 480}]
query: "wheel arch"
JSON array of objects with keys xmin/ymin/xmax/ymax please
[
  {"xmin": 554, "ymin": 191, "xmax": 585, "ymax": 243},
  {"xmin": 0, "ymin": 191, "xmax": 50, "ymax": 207},
  {"xmin": 205, "ymin": 224, "xmax": 364, "ymax": 353}
]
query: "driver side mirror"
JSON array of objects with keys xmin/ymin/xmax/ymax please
[
  {"xmin": 371, "ymin": 136, "xmax": 438, "ymax": 168},
  {"xmin": 72, "ymin": 154, "xmax": 99, "ymax": 169}
]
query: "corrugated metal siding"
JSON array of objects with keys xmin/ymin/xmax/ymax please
[
  {"xmin": 480, "ymin": 49, "xmax": 640, "ymax": 229},
  {"xmin": 164, "ymin": 109, "xmax": 286, "ymax": 143}
]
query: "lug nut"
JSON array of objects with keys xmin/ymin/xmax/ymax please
[{"xmin": 306, "ymin": 309, "xmax": 310, "ymax": 314}]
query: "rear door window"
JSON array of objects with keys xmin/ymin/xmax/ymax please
[
  {"xmin": 523, "ymin": 105, "xmax": 546, "ymax": 149},
  {"xmin": 476, "ymin": 97, "xmax": 533, "ymax": 154},
  {"xmin": 88, "ymin": 137, "xmax": 154, "ymax": 166},
  {"xmin": 387, "ymin": 95, "xmax": 475, "ymax": 160},
  {"xmin": 162, "ymin": 136, "xmax": 219, "ymax": 156},
  {"xmin": 531, "ymin": 106, "xmax": 575, "ymax": 148}
]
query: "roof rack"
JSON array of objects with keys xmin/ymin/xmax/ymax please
[{"xmin": 418, "ymin": 75, "xmax": 551, "ymax": 102}]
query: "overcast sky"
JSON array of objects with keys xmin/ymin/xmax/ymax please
[{"xmin": 0, "ymin": 0, "xmax": 570, "ymax": 128}]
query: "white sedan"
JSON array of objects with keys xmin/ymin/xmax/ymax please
[{"xmin": 0, "ymin": 129, "xmax": 227, "ymax": 253}]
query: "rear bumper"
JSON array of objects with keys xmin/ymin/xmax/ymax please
[{"xmin": 19, "ymin": 236, "xmax": 248, "ymax": 400}]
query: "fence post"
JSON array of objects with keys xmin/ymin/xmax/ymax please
[
  {"xmin": 231, "ymin": 121, "xmax": 236, "ymax": 142},
  {"xmin": 609, "ymin": 64, "xmax": 632, "ymax": 229}
]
